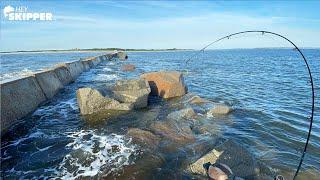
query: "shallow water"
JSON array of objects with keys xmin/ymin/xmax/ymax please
[{"xmin": 1, "ymin": 49, "xmax": 319, "ymax": 179}]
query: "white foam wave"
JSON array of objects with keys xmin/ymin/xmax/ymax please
[
  {"xmin": 0, "ymin": 68, "xmax": 34, "ymax": 81},
  {"xmin": 54, "ymin": 130, "xmax": 137, "ymax": 179},
  {"xmin": 33, "ymin": 98, "xmax": 78, "ymax": 117},
  {"xmin": 102, "ymin": 67, "xmax": 113, "ymax": 72},
  {"xmin": 94, "ymin": 74, "xmax": 119, "ymax": 81},
  {"xmin": 1, "ymin": 130, "xmax": 51, "ymax": 149}
]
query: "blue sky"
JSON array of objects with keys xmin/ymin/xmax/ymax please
[{"xmin": 1, "ymin": 1, "xmax": 320, "ymax": 51}]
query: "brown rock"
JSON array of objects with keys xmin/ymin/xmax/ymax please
[
  {"xmin": 208, "ymin": 166, "xmax": 228, "ymax": 180},
  {"xmin": 140, "ymin": 71, "xmax": 187, "ymax": 99},
  {"xmin": 121, "ymin": 64, "xmax": 135, "ymax": 71},
  {"xmin": 126, "ymin": 128, "xmax": 160, "ymax": 150}
]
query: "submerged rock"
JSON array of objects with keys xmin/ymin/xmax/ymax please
[
  {"xmin": 150, "ymin": 120, "xmax": 195, "ymax": 144},
  {"xmin": 167, "ymin": 108, "xmax": 196, "ymax": 120},
  {"xmin": 76, "ymin": 87, "xmax": 133, "ymax": 115},
  {"xmin": 112, "ymin": 79, "xmax": 151, "ymax": 109},
  {"xmin": 126, "ymin": 128, "xmax": 160, "ymax": 150},
  {"xmin": 187, "ymin": 95, "xmax": 211, "ymax": 104},
  {"xmin": 187, "ymin": 149, "xmax": 224, "ymax": 176},
  {"xmin": 187, "ymin": 140, "xmax": 262, "ymax": 179},
  {"xmin": 121, "ymin": 64, "xmax": 135, "ymax": 71},
  {"xmin": 214, "ymin": 140, "xmax": 261, "ymax": 179},
  {"xmin": 207, "ymin": 104, "xmax": 232, "ymax": 115},
  {"xmin": 140, "ymin": 71, "xmax": 187, "ymax": 99},
  {"xmin": 103, "ymin": 153, "xmax": 164, "ymax": 180}
]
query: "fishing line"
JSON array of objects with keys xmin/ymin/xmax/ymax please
[{"xmin": 184, "ymin": 31, "xmax": 315, "ymax": 180}]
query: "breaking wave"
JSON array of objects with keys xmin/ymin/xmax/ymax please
[{"xmin": 54, "ymin": 130, "xmax": 138, "ymax": 179}]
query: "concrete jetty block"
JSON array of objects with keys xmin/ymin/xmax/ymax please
[
  {"xmin": 86, "ymin": 57, "xmax": 99, "ymax": 66},
  {"xmin": 53, "ymin": 65, "xmax": 74, "ymax": 85},
  {"xmin": 99, "ymin": 55, "xmax": 106, "ymax": 61},
  {"xmin": 117, "ymin": 51, "xmax": 127, "ymax": 60},
  {"xmin": 106, "ymin": 54, "xmax": 114, "ymax": 60},
  {"xmin": 66, "ymin": 61, "xmax": 84, "ymax": 80},
  {"xmin": 81, "ymin": 60, "xmax": 93, "ymax": 71},
  {"xmin": 34, "ymin": 69, "xmax": 64, "ymax": 99},
  {"xmin": 92, "ymin": 57, "xmax": 101, "ymax": 65},
  {"xmin": 1, "ymin": 76, "xmax": 47, "ymax": 133}
]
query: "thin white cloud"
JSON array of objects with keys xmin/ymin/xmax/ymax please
[{"xmin": 1, "ymin": 10, "xmax": 319, "ymax": 51}]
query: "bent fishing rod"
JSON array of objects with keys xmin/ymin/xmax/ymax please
[{"xmin": 186, "ymin": 30, "xmax": 315, "ymax": 180}]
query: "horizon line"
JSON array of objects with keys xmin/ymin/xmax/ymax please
[{"xmin": 1, "ymin": 47, "xmax": 320, "ymax": 54}]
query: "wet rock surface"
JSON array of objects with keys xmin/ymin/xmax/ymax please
[
  {"xmin": 150, "ymin": 119, "xmax": 195, "ymax": 144},
  {"xmin": 126, "ymin": 128, "xmax": 160, "ymax": 150},
  {"xmin": 187, "ymin": 148, "xmax": 224, "ymax": 176},
  {"xmin": 207, "ymin": 104, "xmax": 232, "ymax": 115},
  {"xmin": 167, "ymin": 107, "xmax": 196, "ymax": 120},
  {"xmin": 187, "ymin": 95, "xmax": 212, "ymax": 104},
  {"xmin": 140, "ymin": 71, "xmax": 187, "ymax": 99},
  {"xmin": 102, "ymin": 152, "xmax": 164, "ymax": 180}
]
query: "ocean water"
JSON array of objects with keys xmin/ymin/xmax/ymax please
[
  {"xmin": 0, "ymin": 49, "xmax": 319, "ymax": 179},
  {"xmin": 0, "ymin": 52, "xmax": 106, "ymax": 82}
]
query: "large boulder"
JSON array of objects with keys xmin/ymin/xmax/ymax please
[
  {"xmin": 140, "ymin": 71, "xmax": 187, "ymax": 99},
  {"xmin": 76, "ymin": 87, "xmax": 133, "ymax": 115},
  {"xmin": 126, "ymin": 128, "xmax": 160, "ymax": 150},
  {"xmin": 112, "ymin": 79, "xmax": 151, "ymax": 109}
]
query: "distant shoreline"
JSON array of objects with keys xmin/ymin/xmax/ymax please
[
  {"xmin": 0, "ymin": 48, "xmax": 192, "ymax": 54},
  {"xmin": 1, "ymin": 47, "xmax": 319, "ymax": 54}
]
